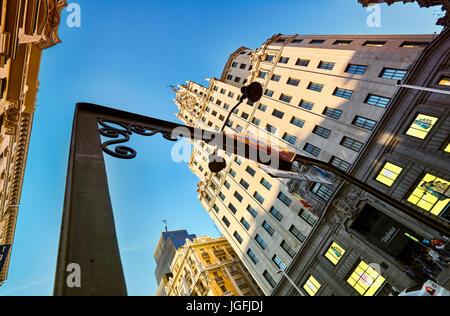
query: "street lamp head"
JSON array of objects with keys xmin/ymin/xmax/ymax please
[{"xmin": 241, "ymin": 82, "xmax": 263, "ymax": 103}]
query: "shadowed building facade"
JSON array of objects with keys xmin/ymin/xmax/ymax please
[
  {"xmin": 0, "ymin": 0, "xmax": 67, "ymax": 285},
  {"xmin": 273, "ymin": 28, "xmax": 450, "ymax": 296},
  {"xmin": 172, "ymin": 33, "xmax": 434, "ymax": 295},
  {"xmin": 154, "ymin": 230, "xmax": 196, "ymax": 296},
  {"xmin": 163, "ymin": 236, "xmax": 263, "ymax": 296}
]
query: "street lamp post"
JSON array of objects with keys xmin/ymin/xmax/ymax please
[{"xmin": 276, "ymin": 270, "xmax": 304, "ymax": 296}]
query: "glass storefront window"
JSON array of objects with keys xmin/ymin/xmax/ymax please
[
  {"xmin": 407, "ymin": 174, "xmax": 450, "ymax": 216},
  {"xmin": 347, "ymin": 261, "xmax": 385, "ymax": 296},
  {"xmin": 325, "ymin": 242, "xmax": 346, "ymax": 265},
  {"xmin": 303, "ymin": 275, "xmax": 321, "ymax": 296},
  {"xmin": 376, "ymin": 162, "xmax": 403, "ymax": 187},
  {"xmin": 405, "ymin": 114, "xmax": 438, "ymax": 139}
]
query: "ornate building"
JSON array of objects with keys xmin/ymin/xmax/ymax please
[
  {"xmin": 173, "ymin": 33, "xmax": 435, "ymax": 294},
  {"xmin": 163, "ymin": 236, "xmax": 263, "ymax": 296},
  {"xmin": 0, "ymin": 0, "xmax": 67, "ymax": 285},
  {"xmin": 358, "ymin": 0, "xmax": 450, "ymax": 28}
]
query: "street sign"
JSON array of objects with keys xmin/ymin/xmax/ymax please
[
  {"xmin": 258, "ymin": 165, "xmax": 333, "ymax": 185},
  {"xmin": 0, "ymin": 245, "xmax": 11, "ymax": 275}
]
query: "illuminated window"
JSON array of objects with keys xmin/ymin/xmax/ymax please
[
  {"xmin": 438, "ymin": 76, "xmax": 450, "ymax": 86},
  {"xmin": 376, "ymin": 162, "xmax": 403, "ymax": 187},
  {"xmin": 347, "ymin": 261, "xmax": 386, "ymax": 296},
  {"xmin": 445, "ymin": 142, "xmax": 450, "ymax": 153},
  {"xmin": 325, "ymin": 242, "xmax": 346, "ymax": 265},
  {"xmin": 405, "ymin": 114, "xmax": 438, "ymax": 139},
  {"xmin": 303, "ymin": 276, "xmax": 321, "ymax": 296},
  {"xmin": 407, "ymin": 174, "xmax": 449, "ymax": 216}
]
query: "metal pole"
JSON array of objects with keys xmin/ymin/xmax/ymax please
[{"xmin": 277, "ymin": 270, "xmax": 304, "ymax": 296}]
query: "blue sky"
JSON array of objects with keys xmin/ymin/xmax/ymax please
[{"xmin": 0, "ymin": 0, "xmax": 442, "ymax": 296}]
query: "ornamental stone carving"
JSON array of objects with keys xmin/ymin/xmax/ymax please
[
  {"xmin": 333, "ymin": 187, "xmax": 364, "ymax": 221},
  {"xmin": 36, "ymin": 0, "xmax": 68, "ymax": 50}
]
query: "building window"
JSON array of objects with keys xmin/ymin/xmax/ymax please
[
  {"xmin": 266, "ymin": 55, "xmax": 275, "ymax": 62},
  {"xmin": 325, "ymin": 242, "xmax": 346, "ymax": 265},
  {"xmin": 341, "ymin": 137, "xmax": 363, "ymax": 152},
  {"xmin": 299, "ymin": 210, "xmax": 317, "ymax": 226},
  {"xmin": 247, "ymin": 249, "xmax": 259, "ymax": 264},
  {"xmin": 313, "ymin": 126, "xmax": 332, "ymax": 139},
  {"xmin": 234, "ymin": 231, "xmax": 244, "ymax": 244},
  {"xmin": 229, "ymin": 203, "xmax": 238, "ymax": 214},
  {"xmin": 323, "ymin": 107, "xmax": 342, "ymax": 119},
  {"xmin": 287, "ymin": 78, "xmax": 300, "ymax": 86},
  {"xmin": 365, "ymin": 94, "xmax": 391, "ymax": 108},
  {"xmin": 308, "ymin": 82, "xmax": 324, "ymax": 92},
  {"xmin": 260, "ymin": 178, "xmax": 272, "ymax": 190},
  {"xmin": 240, "ymin": 179, "xmax": 249, "ymax": 190},
  {"xmin": 380, "ymin": 68, "xmax": 407, "ymax": 80},
  {"xmin": 304, "ymin": 143, "xmax": 321, "ymax": 157},
  {"xmin": 438, "ymin": 76, "xmax": 450, "ymax": 86},
  {"xmin": 241, "ymin": 112, "xmax": 249, "ymax": 120},
  {"xmin": 263, "ymin": 270, "xmax": 277, "ymax": 289},
  {"xmin": 330, "ymin": 156, "xmax": 351, "ymax": 172},
  {"xmin": 262, "ymin": 221, "xmax": 275, "ymax": 236},
  {"xmin": 241, "ymin": 218, "xmax": 251, "ymax": 231},
  {"xmin": 277, "ymin": 192, "xmax": 292, "ymax": 207},
  {"xmin": 222, "ymin": 216, "xmax": 231, "ymax": 227},
  {"xmin": 213, "ymin": 204, "xmax": 220, "ymax": 213},
  {"xmin": 232, "ymin": 62, "xmax": 238, "ymax": 68},
  {"xmin": 224, "ymin": 181, "xmax": 231, "ymax": 190},
  {"xmin": 228, "ymin": 92, "xmax": 235, "ymax": 98},
  {"xmin": 296, "ymin": 58, "xmax": 310, "ymax": 67},
  {"xmin": 407, "ymin": 174, "xmax": 449, "ymax": 217},
  {"xmin": 254, "ymin": 192, "xmax": 265, "ymax": 205},
  {"xmin": 246, "ymin": 166, "xmax": 256, "ymax": 177},
  {"xmin": 252, "ymin": 117, "xmax": 261, "ymax": 126},
  {"xmin": 363, "ymin": 41, "xmax": 386, "ymax": 47},
  {"xmin": 266, "ymin": 124, "xmax": 277, "ymax": 134},
  {"xmin": 264, "ymin": 90, "xmax": 274, "ymax": 97},
  {"xmin": 220, "ymin": 88, "xmax": 226, "ymax": 94},
  {"xmin": 279, "ymin": 57, "xmax": 289, "ymax": 64},
  {"xmin": 346, "ymin": 64, "xmax": 367, "ymax": 75},
  {"xmin": 279, "ymin": 94, "xmax": 292, "ymax": 103},
  {"xmin": 333, "ymin": 88, "xmax": 353, "ymax": 99},
  {"xmin": 247, "ymin": 205, "xmax": 258, "ymax": 218},
  {"xmin": 283, "ymin": 133, "xmax": 297, "ymax": 145},
  {"xmin": 405, "ymin": 114, "xmax": 438, "ymax": 139},
  {"xmin": 271, "ymin": 74, "xmax": 281, "ymax": 82},
  {"xmin": 291, "ymin": 117, "xmax": 305, "ymax": 128},
  {"xmin": 255, "ymin": 234, "xmax": 267, "ymax": 249},
  {"xmin": 219, "ymin": 193, "xmax": 226, "ymax": 201},
  {"xmin": 234, "ymin": 191, "xmax": 243, "ymax": 203},
  {"xmin": 353, "ymin": 116, "xmax": 377, "ymax": 131},
  {"xmin": 272, "ymin": 255, "xmax": 287, "ymax": 270},
  {"xmin": 318, "ymin": 61, "xmax": 335, "ymax": 70},
  {"xmin": 303, "ymin": 275, "xmax": 321, "ymax": 296},
  {"xmin": 240, "ymin": 63, "xmax": 247, "ymax": 69},
  {"xmin": 258, "ymin": 104, "xmax": 267, "ymax": 112},
  {"xmin": 334, "ymin": 40, "xmax": 352, "ymax": 46},
  {"xmin": 400, "ymin": 41, "xmax": 429, "ymax": 48},
  {"xmin": 289, "ymin": 225, "xmax": 306, "ymax": 242},
  {"xmin": 281, "ymin": 241, "xmax": 296, "ymax": 258},
  {"xmin": 235, "ymin": 77, "xmax": 241, "ymax": 83},
  {"xmin": 312, "ymin": 183, "xmax": 334, "ymax": 201},
  {"xmin": 299, "ymin": 100, "xmax": 314, "ymax": 110},
  {"xmin": 229, "ymin": 169, "xmax": 237, "ymax": 177},
  {"xmin": 272, "ymin": 109, "xmax": 285, "ymax": 119},
  {"xmin": 347, "ymin": 261, "xmax": 386, "ymax": 296},
  {"xmin": 376, "ymin": 162, "xmax": 403, "ymax": 187},
  {"xmin": 310, "ymin": 39, "xmax": 325, "ymax": 44},
  {"xmin": 292, "ymin": 39, "xmax": 303, "ymax": 44},
  {"xmin": 270, "ymin": 207, "xmax": 283, "ymax": 222}
]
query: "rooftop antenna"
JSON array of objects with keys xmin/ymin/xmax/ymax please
[{"xmin": 162, "ymin": 220, "xmax": 168, "ymax": 233}]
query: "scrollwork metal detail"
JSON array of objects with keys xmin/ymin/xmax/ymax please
[{"xmin": 97, "ymin": 119, "xmax": 179, "ymax": 160}]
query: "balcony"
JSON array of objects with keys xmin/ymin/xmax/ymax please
[
  {"xmin": 214, "ymin": 276, "xmax": 225, "ymax": 285},
  {"xmin": 222, "ymin": 291, "xmax": 234, "ymax": 297},
  {"xmin": 213, "ymin": 249, "xmax": 226, "ymax": 257},
  {"xmin": 201, "ymin": 252, "xmax": 210, "ymax": 259}
]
